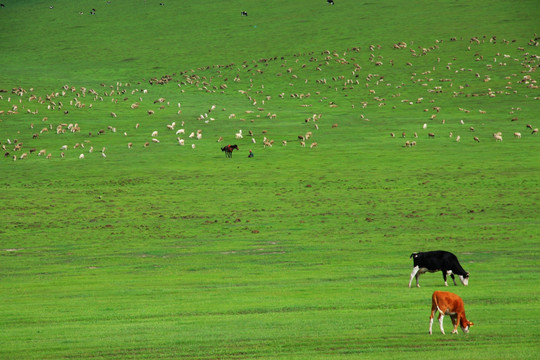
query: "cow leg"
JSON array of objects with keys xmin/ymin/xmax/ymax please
[
  {"xmin": 409, "ymin": 266, "xmax": 420, "ymax": 288},
  {"xmin": 450, "ymin": 273, "xmax": 457, "ymax": 286},
  {"xmin": 429, "ymin": 308, "xmax": 436, "ymax": 335},
  {"xmin": 438, "ymin": 313, "xmax": 446, "ymax": 334},
  {"xmin": 450, "ymin": 314, "xmax": 459, "ymax": 334},
  {"xmin": 442, "ymin": 271, "xmax": 449, "ymax": 286}
]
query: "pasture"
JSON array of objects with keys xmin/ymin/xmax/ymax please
[{"xmin": 1, "ymin": 0, "xmax": 539, "ymax": 359}]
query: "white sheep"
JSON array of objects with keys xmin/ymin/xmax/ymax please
[
  {"xmin": 151, "ymin": 130, "xmax": 158, "ymax": 137},
  {"xmin": 176, "ymin": 129, "xmax": 185, "ymax": 135},
  {"xmin": 514, "ymin": 132, "xmax": 521, "ymax": 138},
  {"xmin": 79, "ymin": 154, "xmax": 85, "ymax": 159},
  {"xmin": 177, "ymin": 138, "xmax": 185, "ymax": 146}
]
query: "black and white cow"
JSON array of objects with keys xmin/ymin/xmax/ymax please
[{"xmin": 409, "ymin": 251, "xmax": 469, "ymax": 288}]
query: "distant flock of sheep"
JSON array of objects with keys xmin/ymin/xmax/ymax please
[{"xmin": 1, "ymin": 34, "xmax": 538, "ymax": 161}]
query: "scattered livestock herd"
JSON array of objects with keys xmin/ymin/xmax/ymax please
[{"xmin": 1, "ymin": 34, "xmax": 538, "ymax": 161}]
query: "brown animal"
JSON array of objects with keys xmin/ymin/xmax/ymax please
[{"xmin": 429, "ymin": 291, "xmax": 473, "ymax": 335}]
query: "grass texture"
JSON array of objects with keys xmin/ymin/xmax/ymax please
[{"xmin": 0, "ymin": 0, "xmax": 539, "ymax": 359}]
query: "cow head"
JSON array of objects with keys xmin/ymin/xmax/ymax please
[
  {"xmin": 461, "ymin": 320, "xmax": 474, "ymax": 333},
  {"xmin": 459, "ymin": 272, "xmax": 470, "ymax": 286}
]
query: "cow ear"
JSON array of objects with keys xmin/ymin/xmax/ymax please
[{"xmin": 469, "ymin": 322, "xmax": 474, "ymax": 327}]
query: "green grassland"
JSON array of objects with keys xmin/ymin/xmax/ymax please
[{"xmin": 1, "ymin": 0, "xmax": 539, "ymax": 359}]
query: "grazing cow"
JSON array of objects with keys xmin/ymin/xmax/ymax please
[
  {"xmin": 429, "ymin": 291, "xmax": 473, "ymax": 335},
  {"xmin": 241, "ymin": 11, "xmax": 248, "ymax": 16},
  {"xmin": 327, "ymin": 0, "xmax": 335, "ymax": 4},
  {"xmin": 221, "ymin": 144, "xmax": 239, "ymax": 158},
  {"xmin": 409, "ymin": 250, "xmax": 469, "ymax": 288}
]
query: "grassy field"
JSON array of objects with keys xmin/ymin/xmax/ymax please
[{"xmin": 1, "ymin": 0, "xmax": 539, "ymax": 359}]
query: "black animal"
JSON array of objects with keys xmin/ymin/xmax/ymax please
[
  {"xmin": 221, "ymin": 144, "xmax": 239, "ymax": 158},
  {"xmin": 327, "ymin": 0, "xmax": 334, "ymax": 5},
  {"xmin": 241, "ymin": 11, "xmax": 248, "ymax": 16},
  {"xmin": 409, "ymin": 250, "xmax": 469, "ymax": 288},
  {"xmin": 1, "ymin": 4, "xmax": 5, "ymax": 8}
]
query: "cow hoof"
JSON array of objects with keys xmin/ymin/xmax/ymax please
[{"xmin": 416, "ymin": 284, "xmax": 421, "ymax": 288}]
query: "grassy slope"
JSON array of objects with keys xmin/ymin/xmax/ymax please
[{"xmin": 1, "ymin": 1, "xmax": 539, "ymax": 359}]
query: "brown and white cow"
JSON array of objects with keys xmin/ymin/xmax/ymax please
[{"xmin": 429, "ymin": 291, "xmax": 473, "ymax": 335}]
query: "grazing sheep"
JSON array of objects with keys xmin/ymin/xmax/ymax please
[
  {"xmin": 428, "ymin": 133, "xmax": 435, "ymax": 138},
  {"xmin": 151, "ymin": 131, "xmax": 158, "ymax": 137},
  {"xmin": 177, "ymin": 138, "xmax": 184, "ymax": 146},
  {"xmin": 79, "ymin": 154, "xmax": 85, "ymax": 159},
  {"xmin": 38, "ymin": 149, "xmax": 46, "ymax": 156},
  {"xmin": 176, "ymin": 129, "xmax": 185, "ymax": 135},
  {"xmin": 128, "ymin": 142, "xmax": 133, "ymax": 148},
  {"xmin": 474, "ymin": 136, "xmax": 480, "ymax": 142},
  {"xmin": 152, "ymin": 138, "xmax": 160, "ymax": 143},
  {"xmin": 310, "ymin": 142, "xmax": 318, "ymax": 149},
  {"xmin": 144, "ymin": 142, "xmax": 150, "ymax": 147},
  {"xmin": 300, "ymin": 141, "xmax": 306, "ymax": 147},
  {"xmin": 282, "ymin": 140, "xmax": 287, "ymax": 146},
  {"xmin": 533, "ymin": 128, "xmax": 539, "ymax": 135},
  {"xmin": 192, "ymin": 144, "xmax": 196, "ymax": 149},
  {"xmin": 493, "ymin": 132, "xmax": 503, "ymax": 141},
  {"xmin": 514, "ymin": 132, "xmax": 521, "ymax": 139},
  {"xmin": 456, "ymin": 135, "xmax": 461, "ymax": 142}
]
